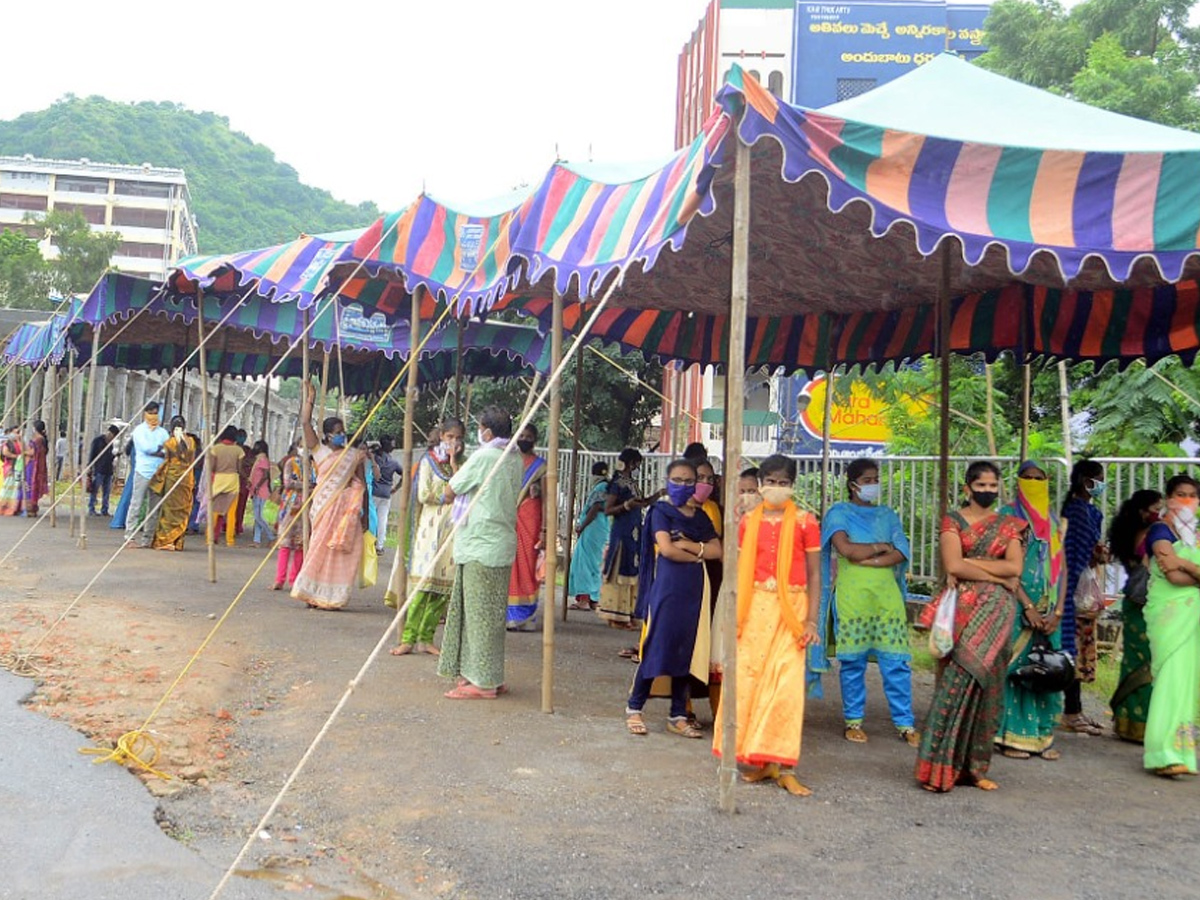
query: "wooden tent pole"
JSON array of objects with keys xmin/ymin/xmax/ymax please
[
  {"xmin": 197, "ymin": 289, "xmax": 216, "ymax": 583},
  {"xmin": 561, "ymin": 311, "xmax": 585, "ymax": 622},
  {"xmin": 454, "ymin": 314, "xmax": 465, "ymax": 418},
  {"xmin": 819, "ymin": 363, "xmax": 835, "ymax": 516},
  {"xmin": 984, "ymin": 362, "xmax": 997, "ymax": 458},
  {"xmin": 49, "ymin": 366, "xmax": 59, "ymax": 528},
  {"xmin": 177, "ymin": 350, "xmax": 187, "ymax": 416},
  {"xmin": 1019, "ymin": 363, "xmax": 1032, "ymax": 462},
  {"xmin": 541, "ymin": 289, "xmax": 564, "ymax": 714},
  {"xmin": 718, "ymin": 135, "xmax": 751, "ymax": 815},
  {"xmin": 319, "ymin": 349, "xmax": 331, "ymax": 427},
  {"xmin": 300, "ymin": 310, "xmax": 311, "ymax": 552},
  {"xmin": 67, "ymin": 348, "xmax": 77, "ymax": 538},
  {"xmin": 1058, "ymin": 361, "xmax": 1073, "ymax": 467},
  {"xmin": 214, "ymin": 372, "xmax": 226, "ymax": 431},
  {"xmin": 390, "ymin": 285, "xmax": 422, "ymax": 638},
  {"xmin": 79, "ymin": 324, "xmax": 102, "ymax": 549},
  {"xmin": 260, "ymin": 378, "xmax": 271, "ymax": 441},
  {"xmin": 936, "ymin": 243, "xmax": 953, "ymax": 547}
]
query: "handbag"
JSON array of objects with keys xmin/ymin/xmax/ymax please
[
  {"xmin": 1011, "ymin": 633, "xmax": 1076, "ymax": 694},
  {"xmin": 928, "ymin": 586, "xmax": 958, "ymax": 659},
  {"xmin": 1123, "ymin": 565, "xmax": 1150, "ymax": 609},
  {"xmin": 359, "ymin": 532, "xmax": 378, "ymax": 589},
  {"xmin": 1073, "ymin": 567, "xmax": 1106, "ymax": 619}
]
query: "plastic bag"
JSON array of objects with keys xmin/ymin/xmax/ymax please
[
  {"xmin": 1074, "ymin": 567, "xmax": 1105, "ymax": 619},
  {"xmin": 359, "ymin": 532, "xmax": 378, "ymax": 589},
  {"xmin": 928, "ymin": 587, "xmax": 958, "ymax": 659}
]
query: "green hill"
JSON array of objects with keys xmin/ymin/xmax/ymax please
[{"xmin": 0, "ymin": 96, "xmax": 380, "ymax": 254}]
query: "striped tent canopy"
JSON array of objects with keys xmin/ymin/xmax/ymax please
[
  {"xmin": 0, "ymin": 311, "xmax": 71, "ymax": 367},
  {"xmin": 499, "ymin": 276, "xmax": 1200, "ymax": 373},
  {"xmin": 169, "ymin": 229, "xmax": 364, "ymax": 308},
  {"xmin": 322, "ymin": 59, "xmax": 1200, "ymax": 374},
  {"xmin": 329, "ymin": 112, "xmax": 730, "ymax": 317},
  {"xmin": 14, "ymin": 274, "xmax": 551, "ymax": 395}
]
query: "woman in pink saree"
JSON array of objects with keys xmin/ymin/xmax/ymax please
[{"xmin": 290, "ymin": 382, "xmax": 370, "ymax": 610}]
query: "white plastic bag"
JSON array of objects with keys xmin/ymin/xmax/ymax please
[
  {"xmin": 1073, "ymin": 567, "xmax": 1105, "ymax": 619},
  {"xmin": 929, "ymin": 587, "xmax": 958, "ymax": 659}
]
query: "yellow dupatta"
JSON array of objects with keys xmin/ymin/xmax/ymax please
[{"xmin": 737, "ymin": 501, "xmax": 808, "ymax": 640}]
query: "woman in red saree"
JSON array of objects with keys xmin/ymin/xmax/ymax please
[
  {"xmin": 23, "ymin": 420, "xmax": 49, "ymax": 517},
  {"xmin": 505, "ymin": 424, "xmax": 546, "ymax": 632},
  {"xmin": 916, "ymin": 461, "xmax": 1026, "ymax": 793},
  {"xmin": 290, "ymin": 382, "xmax": 369, "ymax": 611}
]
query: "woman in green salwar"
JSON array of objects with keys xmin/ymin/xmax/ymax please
[
  {"xmin": 995, "ymin": 462, "xmax": 1065, "ymax": 760},
  {"xmin": 1144, "ymin": 474, "xmax": 1200, "ymax": 778},
  {"xmin": 1108, "ymin": 490, "xmax": 1163, "ymax": 743}
]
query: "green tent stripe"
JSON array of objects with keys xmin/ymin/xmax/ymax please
[
  {"xmin": 1154, "ymin": 152, "xmax": 1200, "ymax": 250},
  {"xmin": 829, "ymin": 121, "xmax": 884, "ymax": 192},
  {"xmin": 986, "ymin": 147, "xmax": 1039, "ymax": 243}
]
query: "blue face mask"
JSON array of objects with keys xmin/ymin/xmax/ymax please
[
  {"xmin": 666, "ymin": 482, "xmax": 696, "ymax": 507},
  {"xmin": 1088, "ymin": 479, "xmax": 1106, "ymax": 498},
  {"xmin": 330, "ymin": 433, "xmax": 347, "ymax": 448}
]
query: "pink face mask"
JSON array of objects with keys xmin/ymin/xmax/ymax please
[{"xmin": 693, "ymin": 483, "xmax": 714, "ymax": 503}]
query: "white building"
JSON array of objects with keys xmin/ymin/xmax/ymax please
[{"xmin": 0, "ymin": 155, "xmax": 198, "ymax": 280}]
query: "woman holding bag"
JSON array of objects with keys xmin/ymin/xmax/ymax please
[
  {"xmin": 995, "ymin": 462, "xmax": 1066, "ymax": 761},
  {"xmin": 916, "ymin": 461, "xmax": 1026, "ymax": 793},
  {"xmin": 1060, "ymin": 459, "xmax": 1108, "ymax": 735}
]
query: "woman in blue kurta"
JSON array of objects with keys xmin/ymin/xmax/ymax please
[
  {"xmin": 597, "ymin": 448, "xmax": 660, "ymax": 630},
  {"xmin": 568, "ymin": 462, "xmax": 610, "ymax": 610},
  {"xmin": 1060, "ymin": 459, "xmax": 1107, "ymax": 735},
  {"xmin": 623, "ymin": 459, "xmax": 721, "ymax": 738},
  {"xmin": 816, "ymin": 458, "xmax": 915, "ymax": 745}
]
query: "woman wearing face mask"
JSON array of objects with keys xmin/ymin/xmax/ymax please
[
  {"xmin": 506, "ymin": 424, "xmax": 547, "ymax": 632},
  {"xmin": 249, "ymin": 440, "xmax": 276, "ymax": 548},
  {"xmin": 150, "ymin": 416, "xmax": 197, "ymax": 552},
  {"xmin": 392, "ymin": 418, "xmax": 464, "ymax": 654},
  {"xmin": 816, "ymin": 458, "xmax": 916, "ymax": 746},
  {"xmin": 272, "ymin": 440, "xmax": 310, "ymax": 591},
  {"xmin": 0, "ymin": 425, "xmax": 25, "ymax": 516},
  {"xmin": 568, "ymin": 461, "xmax": 611, "ymax": 611},
  {"xmin": 712, "ymin": 455, "xmax": 821, "ymax": 796},
  {"xmin": 994, "ymin": 462, "xmax": 1066, "ymax": 760},
  {"xmin": 916, "ymin": 461, "xmax": 1026, "ymax": 793},
  {"xmin": 624, "ymin": 459, "xmax": 721, "ymax": 738},
  {"xmin": 1143, "ymin": 474, "xmax": 1200, "ymax": 777},
  {"xmin": 598, "ymin": 448, "xmax": 662, "ymax": 634},
  {"xmin": 290, "ymin": 381, "xmax": 370, "ymax": 610},
  {"xmin": 1060, "ymin": 459, "xmax": 1108, "ymax": 735},
  {"xmin": 1108, "ymin": 489, "xmax": 1164, "ymax": 743},
  {"xmin": 206, "ymin": 426, "xmax": 245, "ymax": 547},
  {"xmin": 22, "ymin": 420, "xmax": 49, "ymax": 517}
]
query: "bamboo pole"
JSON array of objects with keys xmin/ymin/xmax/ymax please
[
  {"xmin": 454, "ymin": 314, "xmax": 465, "ymax": 418},
  {"xmin": 936, "ymin": 243, "xmax": 953, "ymax": 543},
  {"xmin": 214, "ymin": 372, "xmax": 226, "ymax": 432},
  {"xmin": 49, "ymin": 367, "xmax": 59, "ymax": 528},
  {"xmin": 1019, "ymin": 362, "xmax": 1032, "ymax": 463},
  {"xmin": 541, "ymin": 289, "xmax": 564, "ymax": 714},
  {"xmin": 319, "ymin": 349, "xmax": 331, "ymax": 427},
  {"xmin": 197, "ymin": 290, "xmax": 217, "ymax": 583},
  {"xmin": 391, "ymin": 285, "xmax": 422, "ymax": 639},
  {"xmin": 260, "ymin": 378, "xmax": 271, "ymax": 442},
  {"xmin": 177, "ymin": 350, "xmax": 187, "ymax": 416},
  {"xmin": 301, "ymin": 310, "xmax": 311, "ymax": 552},
  {"xmin": 561, "ymin": 313, "xmax": 585, "ymax": 621},
  {"xmin": 984, "ymin": 362, "xmax": 997, "ymax": 458},
  {"xmin": 1058, "ymin": 361, "xmax": 1073, "ymax": 466},
  {"xmin": 718, "ymin": 136, "xmax": 750, "ymax": 815},
  {"xmin": 79, "ymin": 325, "xmax": 102, "ymax": 549},
  {"xmin": 67, "ymin": 349, "xmax": 77, "ymax": 538},
  {"xmin": 819, "ymin": 364, "xmax": 836, "ymax": 516}
]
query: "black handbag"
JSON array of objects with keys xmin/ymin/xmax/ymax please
[{"xmin": 1011, "ymin": 633, "xmax": 1076, "ymax": 694}]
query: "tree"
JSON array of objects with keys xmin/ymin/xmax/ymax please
[
  {"xmin": 30, "ymin": 209, "xmax": 120, "ymax": 296},
  {"xmin": 0, "ymin": 230, "xmax": 51, "ymax": 309}
]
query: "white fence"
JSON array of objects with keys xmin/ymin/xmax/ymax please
[{"xmin": 551, "ymin": 451, "xmax": 1199, "ymax": 586}]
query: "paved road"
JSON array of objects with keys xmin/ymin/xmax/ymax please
[{"xmin": 0, "ymin": 669, "xmax": 277, "ymax": 900}]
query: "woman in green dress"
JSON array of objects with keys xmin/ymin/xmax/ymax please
[
  {"xmin": 1144, "ymin": 474, "xmax": 1200, "ymax": 778},
  {"xmin": 995, "ymin": 461, "xmax": 1065, "ymax": 760},
  {"xmin": 1108, "ymin": 489, "xmax": 1163, "ymax": 743}
]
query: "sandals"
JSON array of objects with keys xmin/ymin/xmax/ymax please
[
  {"xmin": 898, "ymin": 727, "xmax": 920, "ymax": 748},
  {"xmin": 626, "ymin": 712, "xmax": 648, "ymax": 736},
  {"xmin": 844, "ymin": 724, "xmax": 868, "ymax": 744},
  {"xmin": 444, "ymin": 683, "xmax": 498, "ymax": 700},
  {"xmin": 1001, "ymin": 748, "xmax": 1032, "ymax": 759},
  {"xmin": 1153, "ymin": 764, "xmax": 1191, "ymax": 778},
  {"xmin": 1062, "ymin": 714, "xmax": 1103, "ymax": 736},
  {"xmin": 617, "ymin": 647, "xmax": 639, "ymax": 659},
  {"xmin": 1040, "ymin": 749, "xmax": 1062, "ymax": 761},
  {"xmin": 666, "ymin": 717, "xmax": 703, "ymax": 739}
]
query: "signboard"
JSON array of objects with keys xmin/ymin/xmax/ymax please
[
  {"xmin": 776, "ymin": 373, "xmax": 926, "ymax": 453},
  {"xmin": 792, "ymin": 0, "xmax": 988, "ymax": 108},
  {"xmin": 337, "ymin": 302, "xmax": 394, "ymax": 347}
]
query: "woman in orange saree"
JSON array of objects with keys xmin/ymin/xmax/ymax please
[{"xmin": 290, "ymin": 382, "xmax": 369, "ymax": 611}]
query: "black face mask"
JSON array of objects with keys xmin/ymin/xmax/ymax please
[
  {"xmin": 516, "ymin": 439, "xmax": 535, "ymax": 455},
  {"xmin": 971, "ymin": 490, "xmax": 1000, "ymax": 509}
]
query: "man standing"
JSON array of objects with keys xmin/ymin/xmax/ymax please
[
  {"xmin": 87, "ymin": 425, "xmax": 119, "ymax": 516},
  {"xmin": 371, "ymin": 435, "xmax": 403, "ymax": 555},
  {"xmin": 55, "ymin": 430, "xmax": 68, "ymax": 480},
  {"xmin": 124, "ymin": 401, "xmax": 169, "ymax": 548}
]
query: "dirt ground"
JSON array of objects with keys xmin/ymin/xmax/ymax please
[{"xmin": 2, "ymin": 512, "xmax": 1199, "ymax": 900}]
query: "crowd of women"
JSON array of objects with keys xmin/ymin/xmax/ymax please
[{"xmin": 563, "ymin": 448, "xmax": 1200, "ymax": 794}]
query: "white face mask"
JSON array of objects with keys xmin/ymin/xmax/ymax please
[
  {"xmin": 173, "ymin": 427, "xmax": 185, "ymax": 441},
  {"xmin": 759, "ymin": 485, "xmax": 793, "ymax": 508},
  {"xmin": 855, "ymin": 482, "xmax": 881, "ymax": 504},
  {"xmin": 477, "ymin": 430, "xmax": 487, "ymax": 446}
]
